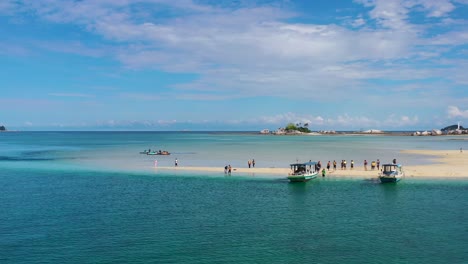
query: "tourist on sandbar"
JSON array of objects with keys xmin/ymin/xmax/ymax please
[
  {"xmin": 322, "ymin": 169, "xmax": 326, "ymax": 177},
  {"xmin": 351, "ymin": 160, "xmax": 354, "ymax": 169},
  {"xmin": 228, "ymin": 165, "xmax": 232, "ymax": 175},
  {"xmin": 252, "ymin": 159, "xmax": 255, "ymax": 168},
  {"xmin": 327, "ymin": 161, "xmax": 331, "ymax": 171},
  {"xmin": 371, "ymin": 161, "xmax": 376, "ymax": 170},
  {"xmin": 248, "ymin": 160, "xmax": 251, "ymax": 168},
  {"xmin": 333, "ymin": 160, "xmax": 337, "ymax": 170},
  {"xmin": 376, "ymin": 159, "xmax": 380, "ymax": 170},
  {"xmin": 393, "ymin": 158, "xmax": 397, "ymax": 164},
  {"xmin": 175, "ymin": 158, "xmax": 178, "ymax": 167},
  {"xmin": 343, "ymin": 160, "xmax": 347, "ymax": 170},
  {"xmin": 364, "ymin": 160, "xmax": 368, "ymax": 171},
  {"xmin": 340, "ymin": 160, "xmax": 343, "ymax": 170},
  {"xmin": 224, "ymin": 165, "xmax": 228, "ymax": 174},
  {"xmin": 317, "ymin": 161, "xmax": 321, "ymax": 170}
]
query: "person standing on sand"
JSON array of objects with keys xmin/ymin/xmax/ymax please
[
  {"xmin": 364, "ymin": 160, "xmax": 368, "ymax": 171},
  {"xmin": 252, "ymin": 159, "xmax": 255, "ymax": 168},
  {"xmin": 175, "ymin": 158, "xmax": 178, "ymax": 167},
  {"xmin": 224, "ymin": 165, "xmax": 228, "ymax": 174},
  {"xmin": 377, "ymin": 159, "xmax": 380, "ymax": 170},
  {"xmin": 333, "ymin": 160, "xmax": 337, "ymax": 170},
  {"xmin": 343, "ymin": 160, "xmax": 347, "ymax": 170},
  {"xmin": 228, "ymin": 165, "xmax": 232, "ymax": 175},
  {"xmin": 327, "ymin": 161, "xmax": 331, "ymax": 171},
  {"xmin": 351, "ymin": 160, "xmax": 354, "ymax": 170},
  {"xmin": 248, "ymin": 160, "xmax": 251, "ymax": 168}
]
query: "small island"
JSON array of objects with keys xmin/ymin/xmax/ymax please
[
  {"xmin": 260, "ymin": 123, "xmax": 467, "ymax": 136},
  {"xmin": 262, "ymin": 123, "xmax": 318, "ymax": 135}
]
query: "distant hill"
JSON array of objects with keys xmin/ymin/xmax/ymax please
[{"xmin": 441, "ymin": 124, "xmax": 465, "ymax": 131}]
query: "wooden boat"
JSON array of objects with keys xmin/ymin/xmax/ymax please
[
  {"xmin": 287, "ymin": 161, "xmax": 318, "ymax": 182},
  {"xmin": 378, "ymin": 164, "xmax": 404, "ymax": 183},
  {"xmin": 147, "ymin": 151, "xmax": 170, "ymax": 155}
]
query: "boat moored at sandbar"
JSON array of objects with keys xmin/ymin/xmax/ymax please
[
  {"xmin": 287, "ymin": 161, "xmax": 318, "ymax": 182},
  {"xmin": 378, "ymin": 164, "xmax": 404, "ymax": 183}
]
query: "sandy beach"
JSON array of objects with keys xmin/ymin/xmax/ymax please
[
  {"xmin": 155, "ymin": 149, "xmax": 468, "ymax": 179},
  {"xmin": 401, "ymin": 149, "xmax": 468, "ymax": 178}
]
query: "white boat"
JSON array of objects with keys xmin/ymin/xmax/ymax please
[
  {"xmin": 378, "ymin": 164, "xmax": 404, "ymax": 183},
  {"xmin": 287, "ymin": 161, "xmax": 318, "ymax": 182}
]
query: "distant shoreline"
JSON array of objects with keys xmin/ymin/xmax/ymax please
[
  {"xmin": 261, "ymin": 131, "xmax": 467, "ymax": 137},
  {"xmin": 0, "ymin": 130, "xmax": 466, "ymax": 135}
]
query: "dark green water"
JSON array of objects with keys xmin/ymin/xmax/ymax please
[{"xmin": 1, "ymin": 168, "xmax": 467, "ymax": 263}]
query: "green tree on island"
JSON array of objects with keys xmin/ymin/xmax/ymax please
[
  {"xmin": 285, "ymin": 122, "xmax": 311, "ymax": 133},
  {"xmin": 285, "ymin": 123, "xmax": 297, "ymax": 131},
  {"xmin": 0, "ymin": 125, "xmax": 6, "ymax": 131}
]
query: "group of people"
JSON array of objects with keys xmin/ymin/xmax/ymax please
[
  {"xmin": 247, "ymin": 159, "xmax": 256, "ymax": 168},
  {"xmin": 323, "ymin": 160, "xmax": 355, "ymax": 171},
  {"xmin": 363, "ymin": 159, "xmax": 381, "ymax": 171},
  {"xmin": 224, "ymin": 165, "xmax": 232, "ymax": 174},
  {"xmin": 318, "ymin": 159, "xmax": 385, "ymax": 171}
]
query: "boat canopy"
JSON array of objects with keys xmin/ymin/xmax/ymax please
[
  {"xmin": 290, "ymin": 161, "xmax": 317, "ymax": 167},
  {"xmin": 382, "ymin": 164, "xmax": 402, "ymax": 167},
  {"xmin": 381, "ymin": 164, "xmax": 401, "ymax": 172}
]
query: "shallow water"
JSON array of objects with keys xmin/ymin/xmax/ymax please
[
  {"xmin": 1, "ymin": 132, "xmax": 467, "ymax": 263},
  {"xmin": 1, "ymin": 131, "xmax": 467, "ymax": 173}
]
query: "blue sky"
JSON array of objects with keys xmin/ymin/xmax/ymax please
[{"xmin": 1, "ymin": 0, "xmax": 468, "ymax": 131}]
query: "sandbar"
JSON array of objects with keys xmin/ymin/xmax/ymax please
[
  {"xmin": 154, "ymin": 149, "xmax": 468, "ymax": 179},
  {"xmin": 401, "ymin": 149, "xmax": 468, "ymax": 178}
]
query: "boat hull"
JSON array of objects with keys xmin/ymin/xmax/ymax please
[
  {"xmin": 379, "ymin": 176, "xmax": 401, "ymax": 183},
  {"xmin": 287, "ymin": 173, "xmax": 318, "ymax": 182}
]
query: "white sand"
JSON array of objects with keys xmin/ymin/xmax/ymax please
[
  {"xmin": 401, "ymin": 149, "xmax": 468, "ymax": 178},
  {"xmin": 154, "ymin": 150, "xmax": 468, "ymax": 179}
]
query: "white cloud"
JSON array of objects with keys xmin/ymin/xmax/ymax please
[
  {"xmin": 256, "ymin": 112, "xmax": 325, "ymax": 126},
  {"xmin": 255, "ymin": 112, "xmax": 422, "ymax": 130},
  {"xmin": 3, "ymin": 0, "xmax": 468, "ymax": 120},
  {"xmin": 447, "ymin": 106, "xmax": 468, "ymax": 118},
  {"xmin": 417, "ymin": 0, "xmax": 455, "ymax": 17},
  {"xmin": 0, "ymin": 0, "xmax": 18, "ymax": 14}
]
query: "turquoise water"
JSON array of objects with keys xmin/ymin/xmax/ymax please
[
  {"xmin": 1, "ymin": 131, "xmax": 467, "ymax": 172},
  {"xmin": 1, "ymin": 132, "xmax": 468, "ymax": 263}
]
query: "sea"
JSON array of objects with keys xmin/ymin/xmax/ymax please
[{"xmin": 1, "ymin": 131, "xmax": 467, "ymax": 263}]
